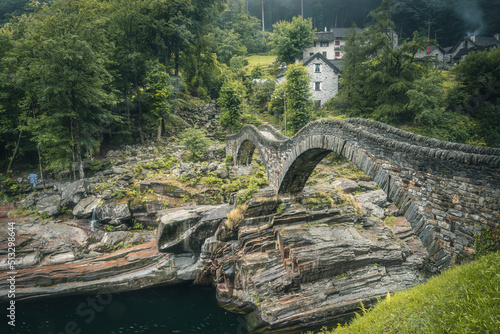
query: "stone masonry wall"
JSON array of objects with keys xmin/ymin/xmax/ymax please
[{"xmin": 226, "ymin": 119, "xmax": 500, "ymax": 271}]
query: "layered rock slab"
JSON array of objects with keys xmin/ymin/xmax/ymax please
[{"xmin": 209, "ymin": 188, "xmax": 427, "ymax": 333}]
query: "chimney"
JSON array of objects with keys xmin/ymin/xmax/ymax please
[
  {"xmin": 470, "ymin": 35, "xmax": 476, "ymax": 42},
  {"xmin": 324, "ymin": 26, "xmax": 327, "ymax": 32},
  {"xmin": 495, "ymin": 34, "xmax": 499, "ymax": 41}
]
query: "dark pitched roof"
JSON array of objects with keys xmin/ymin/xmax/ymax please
[
  {"xmin": 472, "ymin": 36, "xmax": 500, "ymax": 47},
  {"xmin": 315, "ymin": 32, "xmax": 336, "ymax": 40},
  {"xmin": 452, "ymin": 48, "xmax": 470, "ymax": 60},
  {"xmin": 330, "ymin": 59, "xmax": 344, "ymax": 72},
  {"xmin": 276, "ymin": 53, "xmax": 342, "ymax": 79},
  {"xmin": 314, "ymin": 27, "xmax": 362, "ymax": 40}
]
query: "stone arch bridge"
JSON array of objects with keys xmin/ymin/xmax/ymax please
[{"xmin": 226, "ymin": 118, "xmax": 500, "ymax": 270}]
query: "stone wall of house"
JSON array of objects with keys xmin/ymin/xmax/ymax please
[
  {"xmin": 226, "ymin": 119, "xmax": 500, "ymax": 271},
  {"xmin": 305, "ymin": 60, "xmax": 339, "ymax": 106},
  {"xmin": 303, "ymin": 42, "xmax": 336, "ymax": 60}
]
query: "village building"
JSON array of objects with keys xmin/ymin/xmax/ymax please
[
  {"xmin": 277, "ymin": 27, "xmax": 399, "ymax": 107},
  {"xmin": 302, "ymin": 28, "xmax": 361, "ymax": 60},
  {"xmin": 276, "ymin": 52, "xmax": 341, "ymax": 107},
  {"xmin": 417, "ymin": 35, "xmax": 500, "ymax": 65},
  {"xmin": 445, "ymin": 35, "xmax": 500, "ymax": 64}
]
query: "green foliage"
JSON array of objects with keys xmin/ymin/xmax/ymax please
[
  {"xmin": 218, "ymin": 80, "xmax": 245, "ymax": 134},
  {"xmin": 180, "ymin": 128, "xmax": 212, "ymax": 159},
  {"xmin": 140, "ymin": 157, "xmax": 178, "ymax": 171},
  {"xmin": 453, "ymin": 48, "xmax": 500, "ymax": 147},
  {"xmin": 315, "ymin": 252, "xmax": 500, "ymax": 334},
  {"xmin": 337, "ymin": 1, "xmax": 431, "ymax": 123},
  {"xmin": 104, "ymin": 224, "xmax": 115, "ymax": 232},
  {"xmin": 270, "ymin": 16, "xmax": 315, "ymax": 65},
  {"xmin": 285, "ymin": 64, "xmax": 312, "ymax": 134},
  {"xmin": 224, "ymin": 155, "xmax": 233, "ymax": 163},
  {"xmin": 474, "ymin": 227, "xmax": 500, "ymax": 258}
]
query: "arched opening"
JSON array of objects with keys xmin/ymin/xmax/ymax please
[
  {"xmin": 278, "ymin": 148, "xmax": 332, "ymax": 195},
  {"xmin": 236, "ymin": 139, "xmax": 256, "ymax": 165}
]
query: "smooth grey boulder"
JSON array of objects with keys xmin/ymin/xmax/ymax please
[
  {"xmin": 332, "ymin": 178, "xmax": 359, "ymax": 193},
  {"xmin": 36, "ymin": 194, "xmax": 61, "ymax": 216},
  {"xmin": 157, "ymin": 204, "xmax": 231, "ymax": 255},
  {"xmin": 111, "ymin": 166, "xmax": 126, "ymax": 174},
  {"xmin": 73, "ymin": 196, "xmax": 101, "ymax": 219},
  {"xmin": 61, "ymin": 179, "xmax": 90, "ymax": 208},
  {"xmin": 354, "ymin": 189, "xmax": 389, "ymax": 208},
  {"xmin": 96, "ymin": 203, "xmax": 131, "ymax": 224}
]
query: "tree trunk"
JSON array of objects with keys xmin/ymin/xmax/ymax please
[
  {"xmin": 125, "ymin": 90, "xmax": 131, "ymax": 132},
  {"xmin": 7, "ymin": 116, "xmax": 26, "ymax": 173},
  {"xmin": 134, "ymin": 78, "xmax": 145, "ymax": 144},
  {"xmin": 70, "ymin": 119, "xmax": 77, "ymax": 180},
  {"xmin": 157, "ymin": 118, "xmax": 162, "ymax": 142},
  {"xmin": 74, "ymin": 120, "xmax": 85, "ymax": 179},
  {"xmin": 31, "ymin": 109, "xmax": 44, "ymax": 186}
]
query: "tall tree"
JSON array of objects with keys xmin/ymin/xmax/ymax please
[
  {"xmin": 285, "ymin": 63, "xmax": 311, "ymax": 134},
  {"xmin": 338, "ymin": 0, "xmax": 431, "ymax": 123},
  {"xmin": 454, "ymin": 48, "xmax": 500, "ymax": 147},
  {"xmin": 144, "ymin": 60, "xmax": 174, "ymax": 142},
  {"xmin": 270, "ymin": 16, "xmax": 315, "ymax": 65},
  {"xmin": 218, "ymin": 80, "xmax": 245, "ymax": 134},
  {"xmin": 12, "ymin": 0, "xmax": 116, "ymax": 178}
]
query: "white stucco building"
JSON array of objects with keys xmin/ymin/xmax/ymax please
[
  {"xmin": 276, "ymin": 53, "xmax": 342, "ymax": 107},
  {"xmin": 303, "ymin": 28, "xmax": 362, "ymax": 60}
]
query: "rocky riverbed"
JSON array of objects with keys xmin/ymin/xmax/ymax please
[{"xmin": 0, "ymin": 145, "xmax": 431, "ymax": 332}]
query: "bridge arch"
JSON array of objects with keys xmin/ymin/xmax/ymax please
[{"xmin": 226, "ymin": 118, "xmax": 500, "ymax": 270}]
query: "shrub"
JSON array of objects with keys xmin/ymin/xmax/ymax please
[{"xmin": 180, "ymin": 128, "xmax": 212, "ymax": 160}]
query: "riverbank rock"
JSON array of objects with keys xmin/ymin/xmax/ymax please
[
  {"xmin": 206, "ymin": 187, "xmax": 429, "ymax": 333},
  {"xmin": 331, "ymin": 178, "xmax": 359, "ymax": 193},
  {"xmin": 157, "ymin": 204, "xmax": 231, "ymax": 254},
  {"xmin": 96, "ymin": 203, "xmax": 131, "ymax": 225},
  {"xmin": 61, "ymin": 179, "xmax": 90, "ymax": 208},
  {"xmin": 36, "ymin": 194, "xmax": 61, "ymax": 216},
  {"xmin": 73, "ymin": 196, "xmax": 101, "ymax": 218}
]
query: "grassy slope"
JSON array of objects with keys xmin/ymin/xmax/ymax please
[
  {"xmin": 244, "ymin": 54, "xmax": 276, "ymax": 73},
  {"xmin": 313, "ymin": 252, "xmax": 500, "ymax": 334}
]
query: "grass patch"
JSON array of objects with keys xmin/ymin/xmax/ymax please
[
  {"xmin": 311, "ymin": 252, "xmax": 500, "ymax": 334},
  {"xmin": 244, "ymin": 54, "xmax": 276, "ymax": 73}
]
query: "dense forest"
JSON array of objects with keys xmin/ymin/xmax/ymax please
[
  {"xmin": 244, "ymin": 0, "xmax": 500, "ymax": 46},
  {"xmin": 0, "ymin": 0, "xmax": 499, "ymax": 183},
  {"xmin": 3, "ymin": 0, "xmax": 500, "ymax": 46}
]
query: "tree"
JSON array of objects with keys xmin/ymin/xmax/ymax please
[
  {"xmin": 454, "ymin": 48, "xmax": 500, "ymax": 147},
  {"xmin": 338, "ymin": 0, "xmax": 431, "ymax": 123},
  {"xmin": 180, "ymin": 128, "xmax": 212, "ymax": 160},
  {"xmin": 285, "ymin": 64, "xmax": 312, "ymax": 134},
  {"xmin": 144, "ymin": 60, "xmax": 174, "ymax": 142},
  {"xmin": 218, "ymin": 80, "xmax": 245, "ymax": 134},
  {"xmin": 270, "ymin": 16, "xmax": 315, "ymax": 64},
  {"xmin": 10, "ymin": 0, "xmax": 116, "ymax": 179}
]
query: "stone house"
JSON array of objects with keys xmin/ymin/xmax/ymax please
[
  {"xmin": 303, "ymin": 27, "xmax": 361, "ymax": 60},
  {"xmin": 276, "ymin": 52, "xmax": 341, "ymax": 107},
  {"xmin": 303, "ymin": 27, "xmax": 398, "ymax": 60},
  {"xmin": 415, "ymin": 45, "xmax": 447, "ymax": 63},
  {"xmin": 444, "ymin": 35, "xmax": 500, "ymax": 64}
]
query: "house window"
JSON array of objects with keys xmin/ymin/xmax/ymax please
[
  {"xmin": 315, "ymin": 64, "xmax": 321, "ymax": 73},
  {"xmin": 322, "ymin": 51, "xmax": 327, "ymax": 57},
  {"xmin": 310, "ymin": 52, "xmax": 314, "ymax": 56},
  {"xmin": 335, "ymin": 40, "xmax": 340, "ymax": 46},
  {"xmin": 315, "ymin": 82, "xmax": 321, "ymax": 91},
  {"xmin": 313, "ymin": 42, "xmax": 317, "ymax": 47},
  {"xmin": 335, "ymin": 51, "xmax": 341, "ymax": 58},
  {"xmin": 320, "ymin": 41, "xmax": 329, "ymax": 47}
]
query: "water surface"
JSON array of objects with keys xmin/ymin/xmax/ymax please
[{"xmin": 1, "ymin": 284, "xmax": 248, "ymax": 334}]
